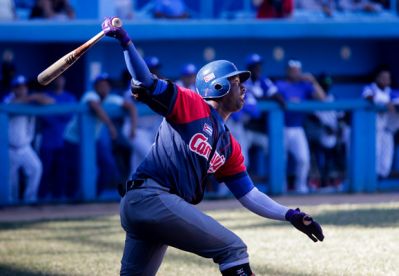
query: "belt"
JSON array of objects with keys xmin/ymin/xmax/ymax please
[
  {"xmin": 126, "ymin": 179, "xmax": 145, "ymax": 192},
  {"xmin": 125, "ymin": 178, "xmax": 170, "ymax": 194}
]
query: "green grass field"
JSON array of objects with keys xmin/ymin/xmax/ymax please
[{"xmin": 0, "ymin": 202, "xmax": 398, "ymax": 276}]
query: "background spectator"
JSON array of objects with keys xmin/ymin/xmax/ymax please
[
  {"xmin": 30, "ymin": 0, "xmax": 75, "ymax": 20},
  {"xmin": 240, "ymin": 53, "xmax": 277, "ymax": 167},
  {"xmin": 295, "ymin": 0, "xmax": 334, "ymax": 17},
  {"xmin": 63, "ymin": 73, "xmax": 136, "ymax": 199},
  {"xmin": 37, "ymin": 76, "xmax": 76, "ymax": 201},
  {"xmin": 4, "ymin": 75, "xmax": 54, "ymax": 204},
  {"xmin": 0, "ymin": 0, "xmax": 16, "ymax": 20},
  {"xmin": 63, "ymin": 74, "xmax": 118, "ymax": 199},
  {"xmin": 153, "ymin": 0, "xmax": 190, "ymax": 19},
  {"xmin": 122, "ymin": 73, "xmax": 162, "ymax": 176},
  {"xmin": 144, "ymin": 56, "xmax": 163, "ymax": 78},
  {"xmin": 362, "ymin": 65, "xmax": 396, "ymax": 179},
  {"xmin": 255, "ymin": 0, "xmax": 294, "ymax": 19},
  {"xmin": 176, "ymin": 63, "xmax": 197, "ymax": 91},
  {"xmin": 276, "ymin": 59, "xmax": 326, "ymax": 193},
  {"xmin": 306, "ymin": 74, "xmax": 345, "ymax": 189}
]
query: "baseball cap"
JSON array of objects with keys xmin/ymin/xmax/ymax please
[
  {"xmin": 287, "ymin": 59, "xmax": 302, "ymax": 69},
  {"xmin": 11, "ymin": 75, "xmax": 27, "ymax": 87},
  {"xmin": 181, "ymin": 63, "xmax": 197, "ymax": 76},
  {"xmin": 93, "ymin": 73, "xmax": 111, "ymax": 84},
  {"xmin": 246, "ymin": 53, "xmax": 263, "ymax": 66},
  {"xmin": 145, "ymin": 56, "xmax": 161, "ymax": 69}
]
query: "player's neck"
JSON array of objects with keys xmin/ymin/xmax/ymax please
[{"xmin": 206, "ymin": 100, "xmax": 230, "ymax": 121}]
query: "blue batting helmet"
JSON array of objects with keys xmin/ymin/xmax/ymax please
[{"xmin": 195, "ymin": 60, "xmax": 250, "ymax": 99}]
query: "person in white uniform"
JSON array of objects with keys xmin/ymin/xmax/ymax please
[
  {"xmin": 362, "ymin": 66, "xmax": 396, "ymax": 178},
  {"xmin": 4, "ymin": 75, "xmax": 54, "ymax": 203}
]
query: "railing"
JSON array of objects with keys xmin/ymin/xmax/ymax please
[{"xmin": 0, "ymin": 100, "xmax": 388, "ymax": 205}]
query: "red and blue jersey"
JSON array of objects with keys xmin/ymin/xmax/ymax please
[{"xmin": 132, "ymin": 81, "xmax": 247, "ymax": 204}]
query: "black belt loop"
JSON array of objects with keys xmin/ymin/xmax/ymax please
[{"xmin": 126, "ymin": 179, "xmax": 145, "ymax": 192}]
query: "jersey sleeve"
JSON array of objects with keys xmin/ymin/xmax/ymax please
[
  {"xmin": 262, "ymin": 78, "xmax": 278, "ymax": 97},
  {"xmin": 166, "ymin": 84, "xmax": 210, "ymax": 124},
  {"xmin": 306, "ymin": 82, "xmax": 316, "ymax": 99},
  {"xmin": 104, "ymin": 94, "xmax": 124, "ymax": 106},
  {"xmin": 81, "ymin": 91, "xmax": 100, "ymax": 103},
  {"xmin": 215, "ymin": 134, "xmax": 246, "ymax": 181},
  {"xmin": 362, "ymin": 85, "xmax": 374, "ymax": 98}
]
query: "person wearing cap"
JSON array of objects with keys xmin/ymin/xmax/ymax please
[
  {"xmin": 144, "ymin": 56, "xmax": 162, "ymax": 78},
  {"xmin": 176, "ymin": 63, "xmax": 197, "ymax": 91},
  {"xmin": 102, "ymin": 17, "xmax": 324, "ymax": 276},
  {"xmin": 38, "ymin": 76, "xmax": 77, "ymax": 201},
  {"xmin": 229, "ymin": 53, "xmax": 283, "ymax": 168},
  {"xmin": 276, "ymin": 59, "xmax": 326, "ymax": 194},
  {"xmin": 362, "ymin": 65, "xmax": 397, "ymax": 179},
  {"xmin": 63, "ymin": 73, "xmax": 137, "ymax": 199},
  {"xmin": 3, "ymin": 75, "xmax": 54, "ymax": 204}
]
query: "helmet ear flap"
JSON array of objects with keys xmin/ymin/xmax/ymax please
[{"xmin": 210, "ymin": 77, "xmax": 230, "ymax": 97}]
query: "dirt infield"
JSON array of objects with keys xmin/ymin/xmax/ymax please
[{"xmin": 0, "ymin": 193, "xmax": 398, "ymax": 222}]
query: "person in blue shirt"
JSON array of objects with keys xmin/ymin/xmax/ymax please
[
  {"xmin": 276, "ymin": 59, "xmax": 325, "ymax": 193},
  {"xmin": 38, "ymin": 76, "xmax": 76, "ymax": 200},
  {"xmin": 153, "ymin": 0, "xmax": 190, "ymax": 19}
]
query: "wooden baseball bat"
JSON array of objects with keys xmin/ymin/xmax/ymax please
[{"xmin": 37, "ymin": 17, "xmax": 122, "ymax": 86}]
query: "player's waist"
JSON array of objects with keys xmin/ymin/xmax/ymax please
[{"xmin": 126, "ymin": 178, "xmax": 170, "ymax": 193}]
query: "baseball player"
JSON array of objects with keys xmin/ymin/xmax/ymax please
[
  {"xmin": 38, "ymin": 76, "xmax": 77, "ymax": 200},
  {"xmin": 276, "ymin": 59, "xmax": 325, "ymax": 194},
  {"xmin": 175, "ymin": 63, "xmax": 197, "ymax": 91},
  {"xmin": 102, "ymin": 17, "xmax": 324, "ymax": 276},
  {"xmin": 4, "ymin": 75, "xmax": 54, "ymax": 203},
  {"xmin": 63, "ymin": 73, "xmax": 136, "ymax": 199},
  {"xmin": 362, "ymin": 66, "xmax": 396, "ymax": 178}
]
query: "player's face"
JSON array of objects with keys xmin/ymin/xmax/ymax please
[
  {"xmin": 250, "ymin": 63, "xmax": 262, "ymax": 79},
  {"xmin": 95, "ymin": 80, "xmax": 111, "ymax": 98},
  {"xmin": 376, "ymin": 71, "xmax": 391, "ymax": 89},
  {"xmin": 287, "ymin": 66, "xmax": 302, "ymax": 81},
  {"xmin": 181, "ymin": 74, "xmax": 196, "ymax": 88},
  {"xmin": 220, "ymin": 76, "xmax": 245, "ymax": 113},
  {"xmin": 13, "ymin": 84, "xmax": 28, "ymax": 98}
]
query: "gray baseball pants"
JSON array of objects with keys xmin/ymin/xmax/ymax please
[{"xmin": 119, "ymin": 179, "xmax": 249, "ymax": 275}]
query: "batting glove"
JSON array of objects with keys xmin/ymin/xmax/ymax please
[
  {"xmin": 101, "ymin": 17, "xmax": 131, "ymax": 47},
  {"xmin": 286, "ymin": 208, "xmax": 324, "ymax": 242}
]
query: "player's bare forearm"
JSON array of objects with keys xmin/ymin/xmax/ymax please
[{"xmin": 28, "ymin": 93, "xmax": 55, "ymax": 105}]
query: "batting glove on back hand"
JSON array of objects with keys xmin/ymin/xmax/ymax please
[
  {"xmin": 101, "ymin": 17, "xmax": 131, "ymax": 47},
  {"xmin": 286, "ymin": 208, "xmax": 324, "ymax": 242}
]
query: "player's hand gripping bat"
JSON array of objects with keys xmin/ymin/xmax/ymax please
[{"xmin": 37, "ymin": 17, "xmax": 122, "ymax": 86}]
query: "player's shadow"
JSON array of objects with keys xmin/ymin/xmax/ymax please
[
  {"xmin": 228, "ymin": 207, "xmax": 399, "ymax": 230},
  {"xmin": 165, "ymin": 250, "xmax": 306, "ymax": 276},
  {"xmin": 0, "ymin": 264, "xmax": 43, "ymax": 276}
]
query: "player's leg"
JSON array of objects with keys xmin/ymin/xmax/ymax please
[
  {"xmin": 38, "ymin": 146, "xmax": 55, "ymax": 199},
  {"xmin": 8, "ymin": 148, "xmax": 21, "ymax": 202},
  {"xmin": 120, "ymin": 231, "xmax": 167, "ymax": 276},
  {"xmin": 20, "ymin": 146, "xmax": 42, "ymax": 203},
  {"xmin": 290, "ymin": 128, "xmax": 310, "ymax": 193},
  {"xmin": 121, "ymin": 181, "xmax": 253, "ymax": 275},
  {"xmin": 379, "ymin": 130, "xmax": 394, "ymax": 178}
]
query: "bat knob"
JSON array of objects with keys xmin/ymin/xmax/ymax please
[{"xmin": 111, "ymin": 17, "xmax": 122, "ymax": 28}]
